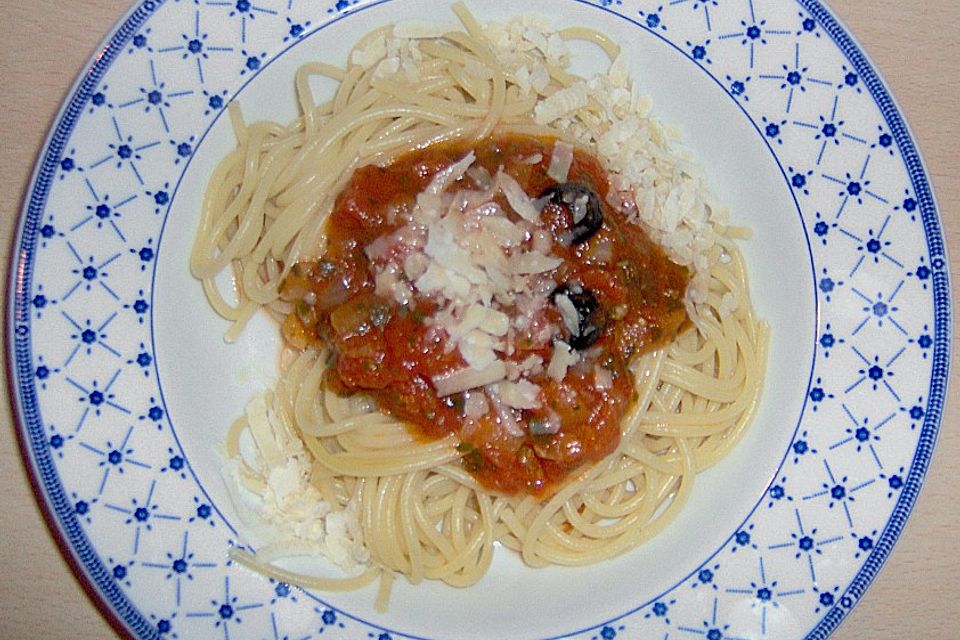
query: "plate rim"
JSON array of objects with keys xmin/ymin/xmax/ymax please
[
  {"xmin": 6, "ymin": 1, "xmax": 952, "ymax": 639},
  {"xmin": 795, "ymin": 1, "xmax": 953, "ymax": 636},
  {"xmin": 7, "ymin": 2, "xmax": 167, "ymax": 637}
]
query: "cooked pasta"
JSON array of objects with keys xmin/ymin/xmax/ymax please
[{"xmin": 191, "ymin": 3, "xmax": 768, "ymax": 609}]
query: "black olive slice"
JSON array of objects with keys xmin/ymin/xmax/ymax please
[{"xmin": 539, "ymin": 182, "xmax": 603, "ymax": 245}]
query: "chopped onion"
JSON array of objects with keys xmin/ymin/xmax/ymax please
[{"xmin": 594, "ymin": 365, "xmax": 613, "ymax": 390}]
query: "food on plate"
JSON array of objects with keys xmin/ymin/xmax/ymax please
[{"xmin": 190, "ymin": 2, "xmax": 768, "ymax": 608}]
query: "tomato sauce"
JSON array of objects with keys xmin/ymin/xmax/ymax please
[{"xmin": 280, "ymin": 134, "xmax": 690, "ymax": 497}]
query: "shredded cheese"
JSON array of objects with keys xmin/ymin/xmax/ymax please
[{"xmin": 547, "ymin": 140, "xmax": 574, "ymax": 183}]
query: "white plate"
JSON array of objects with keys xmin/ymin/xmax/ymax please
[{"xmin": 9, "ymin": 1, "xmax": 950, "ymax": 639}]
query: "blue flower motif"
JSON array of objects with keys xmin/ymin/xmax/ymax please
[
  {"xmin": 316, "ymin": 606, "xmax": 346, "ymax": 632},
  {"xmin": 879, "ymin": 466, "xmax": 906, "ymax": 499},
  {"xmin": 160, "ymin": 447, "xmax": 189, "ymax": 480},
  {"xmin": 807, "ymin": 376, "xmax": 834, "ymax": 411},
  {"xmin": 189, "ymin": 496, "xmax": 216, "ymax": 527},
  {"xmin": 185, "ymin": 577, "xmax": 263, "ymax": 635},
  {"xmin": 832, "ymin": 405, "xmax": 890, "ymax": 460},
  {"xmin": 79, "ymin": 426, "xmax": 150, "ymax": 495},
  {"xmin": 138, "ymin": 398, "xmax": 166, "ymax": 428},
  {"xmin": 202, "ymin": 88, "xmax": 230, "ymax": 116},
  {"xmin": 907, "ymin": 257, "xmax": 932, "ymax": 290},
  {"xmin": 269, "ymin": 579, "xmax": 299, "ymax": 605},
  {"xmin": 724, "ymin": 74, "xmax": 752, "ymax": 101},
  {"xmin": 88, "ymin": 85, "xmax": 113, "ymax": 112},
  {"xmin": 30, "ymin": 284, "xmax": 57, "ymax": 319},
  {"xmin": 758, "ymin": 50, "xmax": 828, "ymax": 112},
  {"xmin": 817, "ymin": 268, "xmax": 844, "ymax": 303},
  {"xmin": 71, "ymin": 492, "xmax": 99, "ymax": 525},
  {"xmin": 33, "ymin": 354, "xmax": 62, "ymax": 390},
  {"xmin": 284, "ymin": 16, "xmax": 312, "ymax": 42},
  {"xmin": 900, "ymin": 397, "xmax": 926, "ymax": 430},
  {"xmin": 638, "ymin": 6, "xmax": 667, "ymax": 32},
  {"xmin": 123, "ymin": 290, "xmax": 150, "ymax": 324},
  {"xmin": 69, "ymin": 371, "xmax": 130, "ymax": 420},
  {"xmin": 107, "ymin": 557, "xmax": 136, "ymax": 587},
  {"xmin": 691, "ymin": 562, "xmax": 721, "ymax": 590},
  {"xmin": 791, "ymin": 430, "xmax": 818, "ymax": 463},
  {"xmin": 128, "ymin": 27, "xmax": 154, "ymax": 54},
  {"xmin": 908, "ymin": 324, "xmax": 933, "ymax": 359},
  {"xmin": 837, "ymin": 64, "xmax": 862, "ymax": 93},
  {"xmin": 39, "ymin": 222, "xmax": 60, "ymax": 247},
  {"xmin": 46, "ymin": 423, "xmax": 73, "ymax": 459},
  {"xmin": 169, "ymin": 136, "xmax": 197, "ymax": 164},
  {"xmin": 148, "ymin": 611, "xmax": 179, "ymax": 638},
  {"xmin": 894, "ymin": 188, "xmax": 919, "ymax": 221},
  {"xmin": 731, "ymin": 522, "xmax": 757, "ymax": 553},
  {"xmin": 797, "ymin": 12, "xmax": 821, "ymax": 37},
  {"xmin": 328, "ymin": 0, "xmax": 359, "ymax": 14},
  {"xmin": 850, "ymin": 529, "xmax": 878, "ymax": 558},
  {"xmin": 239, "ymin": 49, "xmax": 267, "ymax": 75},
  {"xmin": 812, "ymin": 584, "xmax": 841, "ymax": 614},
  {"xmin": 849, "ymin": 350, "xmax": 900, "ymax": 398},
  {"xmin": 126, "ymin": 342, "xmax": 154, "ymax": 377},
  {"xmin": 766, "ymin": 475, "xmax": 794, "ymax": 508},
  {"xmin": 849, "ymin": 285, "xmax": 906, "ymax": 335},
  {"xmin": 811, "ymin": 210, "xmax": 837, "ymax": 246},
  {"xmin": 761, "ymin": 115, "xmax": 786, "ymax": 145},
  {"xmin": 686, "ymin": 39, "xmax": 713, "ymax": 65},
  {"xmin": 787, "ymin": 166, "xmax": 813, "ymax": 195},
  {"xmin": 88, "ymin": 116, "xmax": 160, "ymax": 184},
  {"xmin": 74, "ymin": 190, "xmax": 138, "ymax": 242},
  {"xmin": 643, "ymin": 598, "xmax": 675, "ymax": 625},
  {"xmin": 58, "ymin": 147, "xmax": 86, "ymax": 179},
  {"xmin": 129, "ymin": 238, "xmax": 156, "ymax": 272},
  {"xmin": 802, "ymin": 461, "xmax": 876, "ymax": 529},
  {"xmin": 146, "ymin": 182, "xmax": 172, "ymax": 214},
  {"xmin": 871, "ymin": 124, "xmax": 895, "ymax": 156},
  {"xmin": 62, "ymin": 312, "xmax": 121, "ymax": 365}
]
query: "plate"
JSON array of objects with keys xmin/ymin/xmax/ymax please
[{"xmin": 8, "ymin": 1, "xmax": 949, "ymax": 639}]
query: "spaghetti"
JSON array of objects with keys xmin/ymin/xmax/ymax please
[{"xmin": 191, "ymin": 3, "xmax": 768, "ymax": 608}]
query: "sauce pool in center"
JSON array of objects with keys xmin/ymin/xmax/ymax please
[{"xmin": 280, "ymin": 134, "xmax": 690, "ymax": 497}]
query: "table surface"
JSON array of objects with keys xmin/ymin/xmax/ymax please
[{"xmin": 1, "ymin": 1, "xmax": 957, "ymax": 638}]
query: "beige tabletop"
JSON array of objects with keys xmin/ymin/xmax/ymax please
[{"xmin": 1, "ymin": 1, "xmax": 956, "ymax": 638}]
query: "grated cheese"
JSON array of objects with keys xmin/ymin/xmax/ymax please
[
  {"xmin": 547, "ymin": 340, "xmax": 579, "ymax": 381},
  {"xmin": 554, "ymin": 293, "xmax": 580, "ymax": 336},
  {"xmin": 495, "ymin": 379, "xmax": 543, "ymax": 410},
  {"xmin": 547, "ymin": 141, "xmax": 574, "ymax": 183},
  {"xmin": 432, "ymin": 360, "xmax": 508, "ymax": 397},
  {"xmin": 498, "ymin": 170, "xmax": 542, "ymax": 223}
]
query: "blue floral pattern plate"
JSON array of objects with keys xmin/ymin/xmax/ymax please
[{"xmin": 9, "ymin": 1, "xmax": 950, "ymax": 639}]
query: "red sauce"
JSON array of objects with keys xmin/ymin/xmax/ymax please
[{"xmin": 280, "ymin": 134, "xmax": 689, "ymax": 497}]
